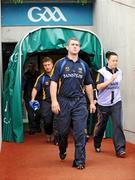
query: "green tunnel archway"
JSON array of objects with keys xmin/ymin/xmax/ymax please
[{"xmin": 2, "ymin": 26, "xmax": 105, "ymax": 142}]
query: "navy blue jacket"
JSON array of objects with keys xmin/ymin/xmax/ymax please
[{"xmin": 51, "ymin": 57, "xmax": 93, "ymax": 98}]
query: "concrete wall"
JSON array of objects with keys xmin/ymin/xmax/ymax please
[
  {"xmin": 1, "ymin": 26, "xmax": 94, "ymax": 42},
  {"xmin": 94, "ymin": 0, "xmax": 135, "ymax": 144}
]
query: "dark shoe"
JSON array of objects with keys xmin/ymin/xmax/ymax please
[
  {"xmin": 116, "ymin": 151, "xmax": 126, "ymax": 158},
  {"xmin": 76, "ymin": 164, "xmax": 85, "ymax": 170},
  {"xmin": 72, "ymin": 160, "xmax": 85, "ymax": 170},
  {"xmin": 59, "ymin": 152, "xmax": 66, "ymax": 160},
  {"xmin": 95, "ymin": 147, "xmax": 101, "ymax": 153}
]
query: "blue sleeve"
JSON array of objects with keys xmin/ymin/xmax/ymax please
[
  {"xmin": 51, "ymin": 60, "xmax": 62, "ymax": 82},
  {"xmin": 84, "ymin": 63, "xmax": 94, "ymax": 85},
  {"xmin": 34, "ymin": 76, "xmax": 42, "ymax": 92}
]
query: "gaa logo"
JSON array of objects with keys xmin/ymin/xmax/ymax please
[{"xmin": 28, "ymin": 6, "xmax": 67, "ymax": 22}]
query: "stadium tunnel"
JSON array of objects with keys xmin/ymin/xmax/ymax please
[{"xmin": 2, "ymin": 26, "xmax": 112, "ymax": 142}]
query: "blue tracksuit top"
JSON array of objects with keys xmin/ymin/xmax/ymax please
[
  {"xmin": 51, "ymin": 56, "xmax": 93, "ymax": 98},
  {"xmin": 34, "ymin": 73, "xmax": 51, "ymax": 101}
]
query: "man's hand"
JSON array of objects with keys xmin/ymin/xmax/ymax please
[
  {"xmin": 51, "ymin": 100, "xmax": 60, "ymax": 115},
  {"xmin": 90, "ymin": 103, "xmax": 96, "ymax": 113}
]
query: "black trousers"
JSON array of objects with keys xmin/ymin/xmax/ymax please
[
  {"xmin": 55, "ymin": 96, "xmax": 88, "ymax": 165},
  {"xmin": 41, "ymin": 101, "xmax": 53, "ymax": 135},
  {"xmin": 94, "ymin": 101, "xmax": 126, "ymax": 154}
]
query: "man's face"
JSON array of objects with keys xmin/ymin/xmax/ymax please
[
  {"xmin": 29, "ymin": 63, "xmax": 36, "ymax": 73},
  {"xmin": 66, "ymin": 40, "xmax": 80, "ymax": 55},
  {"xmin": 43, "ymin": 61, "xmax": 53, "ymax": 73}
]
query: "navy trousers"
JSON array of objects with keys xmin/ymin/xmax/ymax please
[
  {"xmin": 55, "ymin": 96, "xmax": 88, "ymax": 165},
  {"xmin": 41, "ymin": 101, "xmax": 54, "ymax": 135},
  {"xmin": 94, "ymin": 101, "xmax": 126, "ymax": 154}
]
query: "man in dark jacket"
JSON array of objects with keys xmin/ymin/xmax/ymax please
[{"xmin": 22, "ymin": 62, "xmax": 41, "ymax": 135}]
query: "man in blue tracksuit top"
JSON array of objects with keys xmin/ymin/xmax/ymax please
[
  {"xmin": 31, "ymin": 57, "xmax": 54, "ymax": 143},
  {"xmin": 50, "ymin": 38, "xmax": 96, "ymax": 169},
  {"xmin": 93, "ymin": 51, "xmax": 126, "ymax": 158}
]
